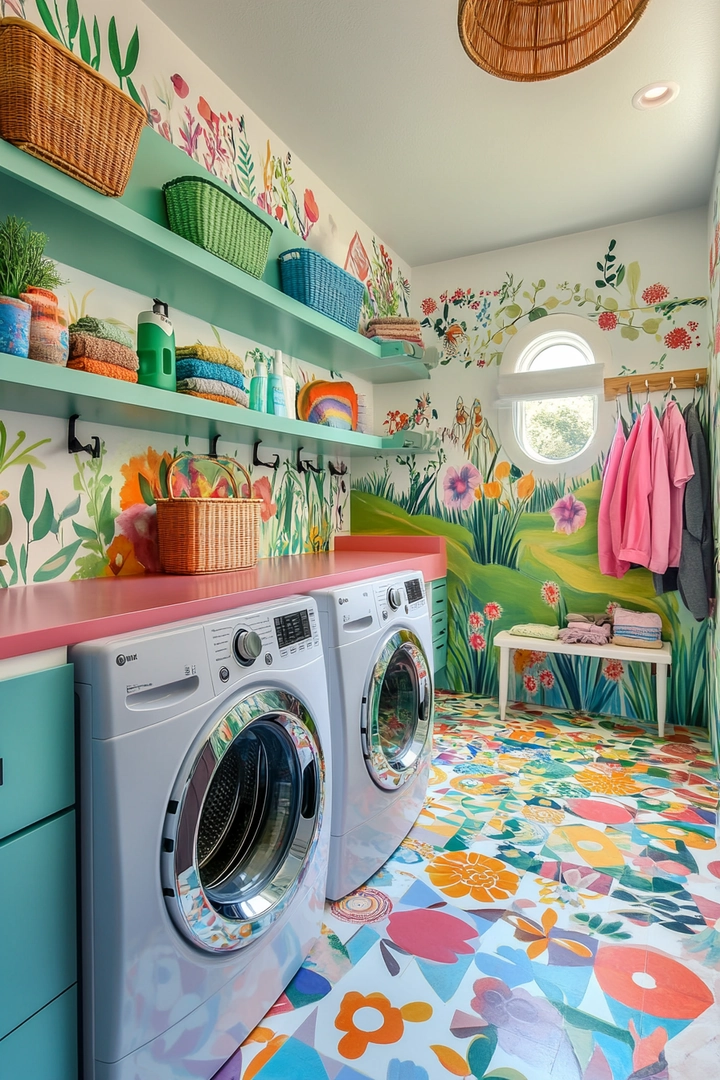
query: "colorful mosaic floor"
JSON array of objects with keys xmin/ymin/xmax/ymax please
[{"xmin": 238, "ymin": 693, "xmax": 720, "ymax": 1080}]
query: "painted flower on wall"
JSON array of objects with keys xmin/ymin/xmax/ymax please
[
  {"xmin": 664, "ymin": 326, "xmax": 693, "ymax": 350},
  {"xmin": 598, "ymin": 311, "xmax": 618, "ymax": 330},
  {"xmin": 539, "ymin": 669, "xmax": 555, "ymax": 689},
  {"xmin": 541, "ymin": 581, "xmax": 561, "ymax": 607},
  {"xmin": 119, "ymin": 447, "xmax": 173, "ymax": 509},
  {"xmin": 484, "ymin": 601, "xmax": 503, "ymax": 621},
  {"xmin": 524, "ymin": 674, "xmax": 538, "ymax": 694},
  {"xmin": 115, "ymin": 503, "xmax": 160, "ymax": 572},
  {"xmin": 242, "ymin": 475, "xmax": 277, "ymax": 522},
  {"xmin": 171, "ymin": 73, "xmax": 189, "ymax": 98},
  {"xmin": 603, "ymin": 659, "xmax": 625, "ymax": 682},
  {"xmin": 304, "ymin": 190, "xmax": 319, "ymax": 226},
  {"xmin": 104, "ymin": 535, "xmax": 145, "ymax": 577},
  {"xmin": 643, "ymin": 283, "xmax": 670, "ymax": 305},
  {"xmin": 549, "ymin": 493, "xmax": 587, "ymax": 535},
  {"xmin": 443, "ymin": 463, "xmax": 480, "ymax": 510},
  {"xmin": 469, "ymin": 632, "xmax": 486, "ymax": 652}
]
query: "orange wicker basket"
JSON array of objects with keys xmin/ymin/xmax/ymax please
[
  {"xmin": 156, "ymin": 455, "xmax": 262, "ymax": 575},
  {"xmin": 0, "ymin": 18, "xmax": 146, "ymax": 196}
]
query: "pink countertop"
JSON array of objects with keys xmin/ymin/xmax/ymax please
[{"xmin": 0, "ymin": 535, "xmax": 446, "ymax": 660}]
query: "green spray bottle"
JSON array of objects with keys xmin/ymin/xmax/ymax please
[{"xmin": 137, "ymin": 299, "xmax": 176, "ymax": 391}]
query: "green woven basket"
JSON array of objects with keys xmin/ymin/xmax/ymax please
[{"xmin": 163, "ymin": 175, "xmax": 272, "ymax": 279}]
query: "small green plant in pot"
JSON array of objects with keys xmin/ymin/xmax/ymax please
[{"xmin": 0, "ymin": 216, "xmax": 64, "ymax": 357}]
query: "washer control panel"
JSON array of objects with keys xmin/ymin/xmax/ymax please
[
  {"xmin": 374, "ymin": 573, "xmax": 427, "ymax": 623},
  {"xmin": 205, "ymin": 597, "xmax": 322, "ymax": 693}
]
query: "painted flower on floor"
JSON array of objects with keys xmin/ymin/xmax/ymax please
[
  {"xmin": 443, "ymin": 463, "xmax": 481, "ymax": 510},
  {"xmin": 549, "ymin": 493, "xmax": 587, "ymax": 535},
  {"xmin": 505, "ymin": 907, "xmax": 595, "ymax": 961},
  {"xmin": 573, "ymin": 766, "xmax": 643, "ymax": 796},
  {"xmin": 384, "ymin": 907, "xmax": 478, "ymax": 963},
  {"xmin": 470, "ymin": 977, "xmax": 575, "ymax": 1072},
  {"xmin": 594, "ymin": 945, "xmax": 714, "ymax": 1019},
  {"xmin": 334, "ymin": 991, "xmax": 432, "ymax": 1060},
  {"xmin": 427, "ymin": 851, "xmax": 520, "ymax": 903},
  {"xmin": 330, "ymin": 887, "xmax": 392, "ymax": 924}
]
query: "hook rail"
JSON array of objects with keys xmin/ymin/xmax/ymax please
[{"xmin": 604, "ymin": 369, "xmax": 706, "ymax": 401}]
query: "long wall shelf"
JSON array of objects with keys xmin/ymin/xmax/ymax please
[
  {"xmin": 0, "ymin": 131, "xmax": 429, "ymax": 385},
  {"xmin": 0, "ymin": 356, "xmax": 436, "ymax": 458}
]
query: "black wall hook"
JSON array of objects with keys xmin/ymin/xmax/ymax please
[
  {"xmin": 68, "ymin": 414, "xmax": 100, "ymax": 459},
  {"xmin": 209, "ymin": 434, "xmax": 221, "ymax": 459},
  {"xmin": 296, "ymin": 447, "xmax": 323, "ymax": 474},
  {"xmin": 328, "ymin": 460, "xmax": 348, "ymax": 476},
  {"xmin": 253, "ymin": 440, "xmax": 280, "ymax": 470}
]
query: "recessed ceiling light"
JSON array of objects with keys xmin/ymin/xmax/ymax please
[{"xmin": 632, "ymin": 82, "xmax": 680, "ymax": 110}]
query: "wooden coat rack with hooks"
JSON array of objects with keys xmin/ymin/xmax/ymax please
[{"xmin": 603, "ymin": 369, "xmax": 706, "ymax": 401}]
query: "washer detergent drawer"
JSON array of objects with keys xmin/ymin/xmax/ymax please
[
  {"xmin": 0, "ymin": 986, "xmax": 77, "ymax": 1080},
  {"xmin": 0, "ymin": 810, "xmax": 76, "ymax": 1039},
  {"xmin": 0, "ymin": 664, "xmax": 75, "ymax": 841}
]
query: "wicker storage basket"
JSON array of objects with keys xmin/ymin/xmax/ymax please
[
  {"xmin": 0, "ymin": 18, "xmax": 146, "ymax": 197},
  {"xmin": 156, "ymin": 455, "xmax": 262, "ymax": 575},
  {"xmin": 279, "ymin": 248, "xmax": 364, "ymax": 331},
  {"xmin": 163, "ymin": 176, "xmax": 273, "ymax": 278}
]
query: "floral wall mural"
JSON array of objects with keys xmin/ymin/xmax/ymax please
[
  {"xmin": 353, "ymin": 209, "xmax": 711, "ymax": 727},
  {"xmin": 9, "ymin": 0, "xmax": 410, "ymax": 298},
  {"xmin": 0, "ymin": 262, "xmax": 351, "ymax": 588},
  {"xmin": 705, "ymin": 150, "xmax": 720, "ymax": 766}
]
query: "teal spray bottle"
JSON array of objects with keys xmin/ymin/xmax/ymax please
[{"xmin": 137, "ymin": 299, "xmax": 176, "ymax": 391}]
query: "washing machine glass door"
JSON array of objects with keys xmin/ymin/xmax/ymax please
[
  {"xmin": 363, "ymin": 628, "xmax": 432, "ymax": 791},
  {"xmin": 162, "ymin": 689, "xmax": 323, "ymax": 954}
]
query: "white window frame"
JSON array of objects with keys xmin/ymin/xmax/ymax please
[{"xmin": 496, "ymin": 314, "xmax": 613, "ymax": 480}]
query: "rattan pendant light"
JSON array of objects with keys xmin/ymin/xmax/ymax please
[{"xmin": 458, "ymin": 0, "xmax": 652, "ymax": 82}]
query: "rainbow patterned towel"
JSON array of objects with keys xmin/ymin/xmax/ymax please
[{"xmin": 296, "ymin": 379, "xmax": 358, "ymax": 430}]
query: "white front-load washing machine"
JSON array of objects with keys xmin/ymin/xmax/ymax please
[
  {"xmin": 310, "ymin": 571, "xmax": 433, "ymax": 900},
  {"xmin": 71, "ymin": 595, "xmax": 331, "ymax": 1080}
]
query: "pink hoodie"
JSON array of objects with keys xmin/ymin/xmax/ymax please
[
  {"xmin": 618, "ymin": 404, "xmax": 671, "ymax": 574},
  {"xmin": 661, "ymin": 401, "xmax": 694, "ymax": 567},
  {"xmin": 599, "ymin": 418, "xmax": 631, "ymax": 577}
]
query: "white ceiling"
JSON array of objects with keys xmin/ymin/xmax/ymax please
[{"xmin": 145, "ymin": 0, "xmax": 720, "ymax": 267}]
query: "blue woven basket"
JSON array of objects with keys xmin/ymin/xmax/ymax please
[{"xmin": 278, "ymin": 248, "xmax": 364, "ymax": 331}]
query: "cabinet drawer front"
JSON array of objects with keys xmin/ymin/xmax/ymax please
[
  {"xmin": 434, "ymin": 637, "xmax": 448, "ymax": 672},
  {"xmin": 0, "ymin": 811, "xmax": 76, "ymax": 1039},
  {"xmin": 430, "ymin": 580, "xmax": 447, "ymax": 614},
  {"xmin": 432, "ymin": 610, "xmax": 448, "ymax": 640},
  {"xmin": 0, "ymin": 664, "xmax": 74, "ymax": 841},
  {"xmin": 0, "ymin": 985, "xmax": 77, "ymax": 1080}
]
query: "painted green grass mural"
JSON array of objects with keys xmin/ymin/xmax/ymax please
[{"xmin": 351, "ymin": 408, "xmax": 708, "ymax": 727}]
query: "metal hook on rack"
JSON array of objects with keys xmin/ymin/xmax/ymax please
[
  {"xmin": 644, "ymin": 379, "xmax": 650, "ymax": 405},
  {"xmin": 208, "ymin": 434, "xmax": 222, "ymax": 459},
  {"xmin": 328, "ymin": 460, "xmax": 348, "ymax": 477},
  {"xmin": 68, "ymin": 414, "xmax": 100, "ymax": 459},
  {"xmin": 253, "ymin": 440, "xmax": 280, "ymax": 470},
  {"xmin": 693, "ymin": 371, "xmax": 700, "ymax": 405},
  {"xmin": 296, "ymin": 447, "xmax": 323, "ymax": 474}
]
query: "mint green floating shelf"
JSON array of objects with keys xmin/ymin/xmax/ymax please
[
  {"xmin": 0, "ymin": 130, "xmax": 429, "ymax": 385},
  {"xmin": 0, "ymin": 356, "xmax": 438, "ymax": 458}
]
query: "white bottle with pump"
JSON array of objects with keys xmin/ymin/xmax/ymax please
[{"xmin": 266, "ymin": 350, "xmax": 287, "ymax": 416}]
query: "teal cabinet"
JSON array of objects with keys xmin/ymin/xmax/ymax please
[
  {"xmin": 429, "ymin": 578, "xmax": 449, "ymax": 690},
  {"xmin": 0, "ymin": 662, "xmax": 78, "ymax": 1075},
  {"xmin": 0, "ymin": 664, "xmax": 75, "ymax": 841},
  {"xmin": 0, "ymin": 986, "xmax": 78, "ymax": 1080},
  {"xmin": 0, "ymin": 809, "xmax": 76, "ymax": 1039}
]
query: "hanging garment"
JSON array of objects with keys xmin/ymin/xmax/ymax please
[
  {"xmin": 608, "ymin": 414, "xmax": 644, "ymax": 577},
  {"xmin": 652, "ymin": 400, "xmax": 694, "ymax": 596},
  {"xmin": 599, "ymin": 418, "xmax": 631, "ymax": 578},
  {"xmin": 617, "ymin": 404, "xmax": 671, "ymax": 575},
  {"xmin": 677, "ymin": 403, "xmax": 714, "ymax": 621}
]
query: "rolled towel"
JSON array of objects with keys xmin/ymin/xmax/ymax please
[
  {"xmin": 366, "ymin": 317, "xmax": 421, "ymax": 328},
  {"xmin": 68, "ymin": 356, "xmax": 137, "ymax": 383},
  {"xmin": 612, "ymin": 635, "xmax": 664, "ymax": 650},
  {"xmin": 566, "ymin": 612, "xmax": 613, "ymax": 628},
  {"xmin": 176, "ymin": 343, "xmax": 245, "ymax": 372},
  {"xmin": 509, "ymin": 623, "xmax": 560, "ymax": 640},
  {"xmin": 177, "ymin": 389, "xmax": 237, "ymax": 406},
  {"xmin": 68, "ymin": 316, "xmax": 133, "ymax": 349},
  {"xmin": 567, "ymin": 622, "xmax": 611, "ymax": 641},
  {"xmin": 559, "ymin": 626, "xmax": 611, "ymax": 645},
  {"xmin": 177, "ymin": 376, "xmax": 249, "ymax": 407},
  {"xmin": 69, "ymin": 332, "xmax": 139, "ymax": 371},
  {"xmin": 176, "ymin": 357, "xmax": 248, "ymax": 392}
]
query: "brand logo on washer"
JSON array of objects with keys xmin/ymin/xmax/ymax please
[{"xmin": 116, "ymin": 653, "xmax": 138, "ymax": 666}]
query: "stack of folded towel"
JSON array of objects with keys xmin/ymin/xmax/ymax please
[
  {"xmin": 68, "ymin": 317, "xmax": 139, "ymax": 383},
  {"xmin": 175, "ymin": 344, "xmax": 249, "ymax": 407},
  {"xmin": 509, "ymin": 623, "xmax": 560, "ymax": 641},
  {"xmin": 612, "ymin": 607, "xmax": 663, "ymax": 649},
  {"xmin": 559, "ymin": 622, "xmax": 611, "ymax": 645},
  {"xmin": 364, "ymin": 317, "xmax": 425, "ymax": 348}
]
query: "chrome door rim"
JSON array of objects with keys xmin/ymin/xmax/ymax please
[
  {"xmin": 362, "ymin": 628, "xmax": 433, "ymax": 791},
  {"xmin": 161, "ymin": 688, "xmax": 324, "ymax": 954}
]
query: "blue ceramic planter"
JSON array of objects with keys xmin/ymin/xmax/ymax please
[{"xmin": 0, "ymin": 295, "xmax": 31, "ymax": 357}]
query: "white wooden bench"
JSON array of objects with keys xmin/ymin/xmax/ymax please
[{"xmin": 494, "ymin": 630, "xmax": 673, "ymax": 737}]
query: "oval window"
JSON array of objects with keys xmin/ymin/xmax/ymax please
[{"xmin": 513, "ymin": 331, "xmax": 598, "ymax": 464}]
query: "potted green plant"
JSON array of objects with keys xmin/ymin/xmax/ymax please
[{"xmin": 0, "ymin": 216, "xmax": 64, "ymax": 357}]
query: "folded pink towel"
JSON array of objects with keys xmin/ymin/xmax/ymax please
[
  {"xmin": 559, "ymin": 625, "xmax": 611, "ymax": 645},
  {"xmin": 613, "ymin": 607, "xmax": 662, "ymax": 630}
]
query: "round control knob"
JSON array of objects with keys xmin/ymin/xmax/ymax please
[
  {"xmin": 388, "ymin": 587, "xmax": 404, "ymax": 610},
  {"xmin": 233, "ymin": 629, "xmax": 262, "ymax": 665}
]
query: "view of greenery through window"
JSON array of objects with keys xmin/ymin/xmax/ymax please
[{"xmin": 523, "ymin": 395, "xmax": 595, "ymax": 461}]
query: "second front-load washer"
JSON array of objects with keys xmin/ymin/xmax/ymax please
[
  {"xmin": 310, "ymin": 572, "xmax": 434, "ymax": 899},
  {"xmin": 71, "ymin": 595, "xmax": 331, "ymax": 1080}
]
